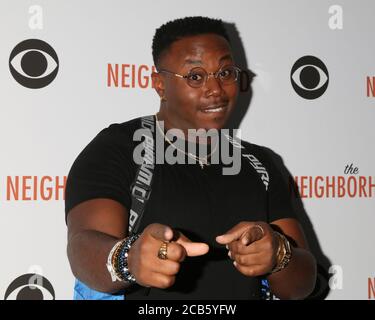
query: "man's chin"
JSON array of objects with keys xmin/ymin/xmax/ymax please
[
  {"xmin": 195, "ymin": 110, "xmax": 231, "ymax": 130},
  {"xmin": 200, "ymin": 118, "xmax": 230, "ymax": 131}
]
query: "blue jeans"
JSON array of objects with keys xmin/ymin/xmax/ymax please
[{"xmin": 73, "ymin": 279, "xmax": 124, "ymax": 300}]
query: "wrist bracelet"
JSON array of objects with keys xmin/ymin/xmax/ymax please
[
  {"xmin": 271, "ymin": 232, "xmax": 292, "ymax": 273},
  {"xmin": 106, "ymin": 240, "xmax": 124, "ymax": 282},
  {"xmin": 116, "ymin": 233, "xmax": 140, "ymax": 283},
  {"xmin": 106, "ymin": 233, "xmax": 140, "ymax": 283}
]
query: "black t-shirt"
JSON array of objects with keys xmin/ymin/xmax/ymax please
[{"xmin": 65, "ymin": 116, "xmax": 296, "ymax": 300}]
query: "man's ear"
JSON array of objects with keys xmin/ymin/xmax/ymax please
[{"xmin": 151, "ymin": 72, "xmax": 165, "ymax": 99}]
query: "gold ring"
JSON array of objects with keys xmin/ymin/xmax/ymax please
[{"xmin": 157, "ymin": 241, "xmax": 168, "ymax": 260}]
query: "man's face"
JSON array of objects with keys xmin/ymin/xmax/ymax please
[{"xmin": 157, "ymin": 33, "xmax": 239, "ymax": 131}]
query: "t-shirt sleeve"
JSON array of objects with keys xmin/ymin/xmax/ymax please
[
  {"xmin": 64, "ymin": 125, "xmax": 136, "ymax": 221},
  {"xmin": 260, "ymin": 146, "xmax": 298, "ymax": 223}
]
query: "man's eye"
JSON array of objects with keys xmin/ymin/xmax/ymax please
[
  {"xmin": 188, "ymin": 73, "xmax": 203, "ymax": 81},
  {"xmin": 219, "ymin": 69, "xmax": 232, "ymax": 78}
]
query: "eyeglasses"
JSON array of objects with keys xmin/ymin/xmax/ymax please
[{"xmin": 158, "ymin": 65, "xmax": 242, "ymax": 88}]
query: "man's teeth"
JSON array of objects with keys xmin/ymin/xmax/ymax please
[{"xmin": 202, "ymin": 106, "xmax": 226, "ymax": 113}]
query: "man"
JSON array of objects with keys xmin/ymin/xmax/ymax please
[{"xmin": 65, "ymin": 16, "xmax": 316, "ymax": 299}]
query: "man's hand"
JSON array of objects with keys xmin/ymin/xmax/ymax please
[
  {"xmin": 128, "ymin": 223, "xmax": 209, "ymax": 289},
  {"xmin": 216, "ymin": 221, "xmax": 279, "ymax": 277}
]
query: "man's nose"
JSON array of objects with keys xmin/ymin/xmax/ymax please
[{"xmin": 205, "ymin": 74, "xmax": 223, "ymax": 96}]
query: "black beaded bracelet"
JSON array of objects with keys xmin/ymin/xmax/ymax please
[{"xmin": 115, "ymin": 233, "xmax": 140, "ymax": 283}]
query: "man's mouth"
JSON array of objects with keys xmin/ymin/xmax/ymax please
[{"xmin": 200, "ymin": 104, "xmax": 228, "ymax": 113}]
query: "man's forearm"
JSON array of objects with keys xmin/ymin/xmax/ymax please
[
  {"xmin": 267, "ymin": 247, "xmax": 317, "ymax": 299},
  {"xmin": 67, "ymin": 229, "xmax": 131, "ymax": 293}
]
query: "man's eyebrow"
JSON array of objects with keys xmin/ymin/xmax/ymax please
[
  {"xmin": 182, "ymin": 54, "xmax": 233, "ymax": 67},
  {"xmin": 182, "ymin": 59, "xmax": 202, "ymax": 66},
  {"xmin": 219, "ymin": 54, "xmax": 233, "ymax": 62}
]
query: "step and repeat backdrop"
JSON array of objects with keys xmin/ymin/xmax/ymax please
[{"xmin": 0, "ymin": 0, "xmax": 374, "ymax": 300}]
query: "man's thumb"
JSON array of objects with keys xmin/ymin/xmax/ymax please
[
  {"xmin": 216, "ymin": 224, "xmax": 251, "ymax": 245},
  {"xmin": 148, "ymin": 223, "xmax": 174, "ymax": 242},
  {"xmin": 175, "ymin": 232, "xmax": 209, "ymax": 257},
  {"xmin": 240, "ymin": 225, "xmax": 265, "ymax": 245}
]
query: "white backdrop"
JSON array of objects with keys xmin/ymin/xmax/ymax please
[{"xmin": 1, "ymin": 0, "xmax": 374, "ymax": 300}]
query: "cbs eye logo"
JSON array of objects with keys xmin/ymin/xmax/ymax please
[
  {"xmin": 9, "ymin": 39, "xmax": 59, "ymax": 89},
  {"xmin": 290, "ymin": 56, "xmax": 329, "ymax": 100},
  {"xmin": 4, "ymin": 273, "xmax": 55, "ymax": 300}
]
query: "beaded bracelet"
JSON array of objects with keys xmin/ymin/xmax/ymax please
[
  {"xmin": 106, "ymin": 240, "xmax": 124, "ymax": 282},
  {"xmin": 117, "ymin": 233, "xmax": 140, "ymax": 283},
  {"xmin": 106, "ymin": 233, "xmax": 140, "ymax": 283}
]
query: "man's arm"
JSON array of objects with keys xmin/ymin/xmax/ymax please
[
  {"xmin": 67, "ymin": 198, "xmax": 209, "ymax": 293},
  {"xmin": 67, "ymin": 198, "xmax": 131, "ymax": 293},
  {"xmin": 267, "ymin": 218, "xmax": 316, "ymax": 300}
]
